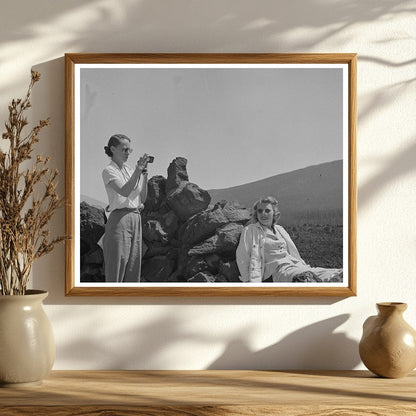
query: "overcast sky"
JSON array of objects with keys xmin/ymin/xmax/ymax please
[{"xmin": 79, "ymin": 65, "xmax": 344, "ymax": 204}]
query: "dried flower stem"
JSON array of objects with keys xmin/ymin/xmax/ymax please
[{"xmin": 0, "ymin": 71, "xmax": 66, "ymax": 295}]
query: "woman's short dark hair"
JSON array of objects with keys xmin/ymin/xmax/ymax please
[
  {"xmin": 251, "ymin": 196, "xmax": 281, "ymax": 224},
  {"xmin": 104, "ymin": 134, "xmax": 131, "ymax": 157}
]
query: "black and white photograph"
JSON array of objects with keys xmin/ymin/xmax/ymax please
[{"xmin": 65, "ymin": 54, "xmax": 356, "ymax": 296}]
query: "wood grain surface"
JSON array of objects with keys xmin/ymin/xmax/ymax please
[{"xmin": 1, "ymin": 370, "xmax": 415, "ymax": 415}]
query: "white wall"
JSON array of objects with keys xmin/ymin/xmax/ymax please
[{"xmin": 1, "ymin": 0, "xmax": 415, "ymax": 370}]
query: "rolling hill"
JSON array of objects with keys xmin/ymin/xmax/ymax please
[
  {"xmin": 208, "ymin": 160, "xmax": 343, "ymax": 225},
  {"xmin": 80, "ymin": 195, "xmax": 107, "ymax": 209},
  {"xmin": 81, "ymin": 160, "xmax": 344, "ymax": 225}
]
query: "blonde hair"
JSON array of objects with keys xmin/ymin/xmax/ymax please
[{"xmin": 250, "ymin": 196, "xmax": 280, "ymax": 225}]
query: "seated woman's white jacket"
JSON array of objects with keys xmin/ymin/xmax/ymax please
[{"xmin": 236, "ymin": 222, "xmax": 306, "ymax": 282}]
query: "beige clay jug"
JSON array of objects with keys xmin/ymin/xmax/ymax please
[
  {"xmin": 0, "ymin": 290, "xmax": 55, "ymax": 386},
  {"xmin": 359, "ymin": 302, "xmax": 416, "ymax": 378}
]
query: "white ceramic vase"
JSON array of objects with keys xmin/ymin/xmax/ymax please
[{"xmin": 0, "ymin": 290, "xmax": 55, "ymax": 387}]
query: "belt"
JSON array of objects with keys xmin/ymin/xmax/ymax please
[{"xmin": 114, "ymin": 207, "xmax": 143, "ymax": 214}]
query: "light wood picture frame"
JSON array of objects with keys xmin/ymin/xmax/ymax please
[{"xmin": 65, "ymin": 53, "xmax": 357, "ymax": 296}]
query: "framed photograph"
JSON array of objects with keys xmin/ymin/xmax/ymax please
[{"xmin": 65, "ymin": 53, "xmax": 356, "ymax": 296}]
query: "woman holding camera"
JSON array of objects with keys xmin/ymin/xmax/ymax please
[{"xmin": 102, "ymin": 134, "xmax": 151, "ymax": 282}]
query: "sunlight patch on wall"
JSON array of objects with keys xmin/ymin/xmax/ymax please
[
  {"xmin": 242, "ymin": 17, "xmax": 275, "ymax": 30},
  {"xmin": 0, "ymin": 0, "xmax": 140, "ymax": 99}
]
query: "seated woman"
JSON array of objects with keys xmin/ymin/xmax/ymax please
[{"xmin": 236, "ymin": 196, "xmax": 343, "ymax": 283}]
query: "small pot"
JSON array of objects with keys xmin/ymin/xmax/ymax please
[
  {"xmin": 359, "ymin": 302, "xmax": 416, "ymax": 378},
  {"xmin": 0, "ymin": 290, "xmax": 55, "ymax": 387}
]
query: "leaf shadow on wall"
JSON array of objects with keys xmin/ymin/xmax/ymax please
[
  {"xmin": 358, "ymin": 139, "xmax": 416, "ymax": 210},
  {"xmin": 52, "ymin": 309, "xmax": 220, "ymax": 369},
  {"xmin": 52, "ymin": 307, "xmax": 359, "ymax": 370},
  {"xmin": 26, "ymin": 1, "xmax": 416, "ymax": 303},
  {"xmin": 356, "ymin": 55, "xmax": 416, "ymax": 211},
  {"xmin": 207, "ymin": 314, "xmax": 360, "ymax": 370},
  {"xmin": 0, "ymin": 0, "xmax": 413, "ymax": 97}
]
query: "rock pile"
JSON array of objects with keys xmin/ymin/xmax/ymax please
[
  {"xmin": 80, "ymin": 202, "xmax": 106, "ymax": 282},
  {"xmin": 80, "ymin": 157, "xmax": 251, "ymax": 283}
]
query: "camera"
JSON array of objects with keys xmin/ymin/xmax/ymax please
[{"xmin": 148, "ymin": 156, "xmax": 154, "ymax": 163}]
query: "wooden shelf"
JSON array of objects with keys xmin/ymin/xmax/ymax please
[{"xmin": 1, "ymin": 370, "xmax": 415, "ymax": 415}]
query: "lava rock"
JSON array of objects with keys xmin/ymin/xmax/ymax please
[
  {"xmin": 80, "ymin": 201, "xmax": 105, "ymax": 252},
  {"xmin": 167, "ymin": 182, "xmax": 211, "ymax": 221},
  {"xmin": 145, "ymin": 175, "xmax": 167, "ymax": 212},
  {"xmin": 188, "ymin": 223, "xmax": 244, "ymax": 256},
  {"xmin": 188, "ymin": 272, "xmax": 216, "ymax": 283},
  {"xmin": 218, "ymin": 200, "xmax": 251, "ymax": 223},
  {"xmin": 180, "ymin": 204, "xmax": 229, "ymax": 246},
  {"xmin": 184, "ymin": 254, "xmax": 221, "ymax": 278},
  {"xmin": 166, "ymin": 157, "xmax": 189, "ymax": 192},
  {"xmin": 142, "ymin": 210, "xmax": 179, "ymax": 244},
  {"xmin": 141, "ymin": 256, "xmax": 176, "ymax": 282},
  {"xmin": 218, "ymin": 260, "xmax": 241, "ymax": 282}
]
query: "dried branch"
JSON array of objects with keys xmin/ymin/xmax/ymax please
[{"xmin": 0, "ymin": 71, "xmax": 67, "ymax": 295}]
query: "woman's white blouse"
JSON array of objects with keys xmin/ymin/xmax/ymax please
[
  {"xmin": 236, "ymin": 222, "xmax": 342, "ymax": 283},
  {"xmin": 263, "ymin": 229, "xmax": 288, "ymax": 278},
  {"xmin": 102, "ymin": 161, "xmax": 143, "ymax": 212}
]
